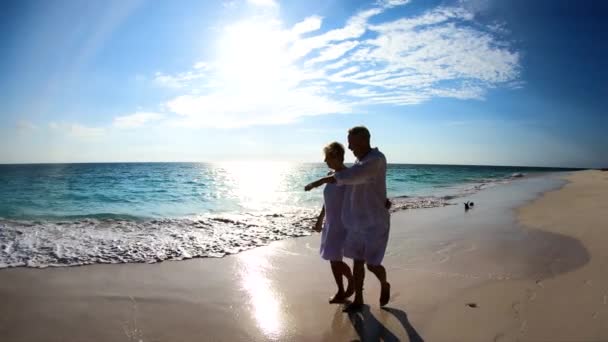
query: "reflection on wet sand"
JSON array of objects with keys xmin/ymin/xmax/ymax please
[{"xmin": 237, "ymin": 248, "xmax": 284, "ymax": 340}]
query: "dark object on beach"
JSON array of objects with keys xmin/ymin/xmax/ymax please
[
  {"xmin": 464, "ymin": 201, "xmax": 474, "ymax": 211},
  {"xmin": 466, "ymin": 303, "xmax": 478, "ymax": 308},
  {"xmin": 601, "ymin": 168, "xmax": 608, "ymax": 171}
]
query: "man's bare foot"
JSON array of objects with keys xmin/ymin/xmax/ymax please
[
  {"xmin": 380, "ymin": 282, "xmax": 391, "ymax": 306},
  {"xmin": 328, "ymin": 291, "xmax": 348, "ymax": 304},
  {"xmin": 342, "ymin": 299, "xmax": 364, "ymax": 312}
]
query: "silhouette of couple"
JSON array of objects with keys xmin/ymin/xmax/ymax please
[{"xmin": 305, "ymin": 126, "xmax": 391, "ymax": 312}]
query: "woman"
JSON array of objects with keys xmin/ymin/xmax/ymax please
[{"xmin": 309, "ymin": 142, "xmax": 354, "ymax": 303}]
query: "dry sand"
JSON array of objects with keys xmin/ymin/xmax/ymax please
[
  {"xmin": 0, "ymin": 170, "xmax": 605, "ymax": 341},
  {"xmin": 425, "ymin": 170, "xmax": 608, "ymax": 342}
]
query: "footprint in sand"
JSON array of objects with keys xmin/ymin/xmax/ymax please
[
  {"xmin": 520, "ymin": 320, "xmax": 527, "ymax": 332},
  {"xmin": 592, "ymin": 312, "xmax": 598, "ymax": 319},
  {"xmin": 512, "ymin": 302, "xmax": 522, "ymax": 321},
  {"xmin": 585, "ymin": 280, "xmax": 593, "ymax": 286},
  {"xmin": 526, "ymin": 289, "xmax": 537, "ymax": 302},
  {"xmin": 603, "ymin": 295, "xmax": 607, "ymax": 305},
  {"xmin": 512, "ymin": 302, "xmax": 521, "ymax": 313},
  {"xmin": 493, "ymin": 333, "xmax": 512, "ymax": 342},
  {"xmin": 464, "ymin": 244, "xmax": 477, "ymax": 253},
  {"xmin": 536, "ymin": 280, "xmax": 544, "ymax": 288}
]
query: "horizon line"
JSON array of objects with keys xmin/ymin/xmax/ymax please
[{"xmin": 0, "ymin": 161, "xmax": 590, "ymax": 170}]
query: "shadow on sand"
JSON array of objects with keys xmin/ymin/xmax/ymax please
[{"xmin": 347, "ymin": 305, "xmax": 424, "ymax": 342}]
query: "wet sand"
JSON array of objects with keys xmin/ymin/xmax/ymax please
[
  {"xmin": 0, "ymin": 171, "xmax": 603, "ymax": 341},
  {"xmin": 425, "ymin": 170, "xmax": 608, "ymax": 341}
]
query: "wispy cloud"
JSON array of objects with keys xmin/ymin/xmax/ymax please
[
  {"xmin": 291, "ymin": 15, "xmax": 323, "ymax": 35},
  {"xmin": 151, "ymin": 1, "xmax": 520, "ymax": 127},
  {"xmin": 247, "ymin": 0, "xmax": 278, "ymax": 7},
  {"xmin": 16, "ymin": 120, "xmax": 37, "ymax": 132},
  {"xmin": 166, "ymin": 87, "xmax": 351, "ymax": 128},
  {"xmin": 377, "ymin": 0, "xmax": 411, "ymax": 8},
  {"xmin": 49, "ymin": 122, "xmax": 106, "ymax": 138},
  {"xmin": 113, "ymin": 112, "xmax": 164, "ymax": 128}
]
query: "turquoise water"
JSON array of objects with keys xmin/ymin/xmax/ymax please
[{"xmin": 0, "ymin": 162, "xmax": 577, "ymax": 268}]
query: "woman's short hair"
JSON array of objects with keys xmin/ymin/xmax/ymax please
[{"xmin": 323, "ymin": 141, "xmax": 345, "ymax": 161}]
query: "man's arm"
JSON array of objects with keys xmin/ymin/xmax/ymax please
[
  {"xmin": 304, "ymin": 175, "xmax": 336, "ymax": 191},
  {"xmin": 334, "ymin": 157, "xmax": 380, "ymax": 185}
]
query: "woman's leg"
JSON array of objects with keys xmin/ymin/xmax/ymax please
[
  {"xmin": 330, "ymin": 260, "xmax": 346, "ymax": 294},
  {"xmin": 341, "ymin": 261, "xmax": 354, "ymax": 297},
  {"xmin": 343, "ymin": 259, "xmax": 365, "ymax": 311},
  {"xmin": 329, "ymin": 260, "xmax": 354, "ymax": 303}
]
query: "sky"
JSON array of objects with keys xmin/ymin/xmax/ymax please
[{"xmin": 0, "ymin": 0, "xmax": 606, "ymax": 167}]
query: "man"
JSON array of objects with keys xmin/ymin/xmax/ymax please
[{"xmin": 305, "ymin": 126, "xmax": 390, "ymax": 311}]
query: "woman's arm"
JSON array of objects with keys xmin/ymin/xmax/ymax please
[{"xmin": 313, "ymin": 205, "xmax": 325, "ymax": 232}]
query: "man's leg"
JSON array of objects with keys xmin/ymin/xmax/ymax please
[{"xmin": 367, "ymin": 264, "xmax": 390, "ymax": 306}]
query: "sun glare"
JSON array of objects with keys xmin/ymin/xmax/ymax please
[
  {"xmin": 216, "ymin": 21, "xmax": 291, "ymax": 90},
  {"xmin": 220, "ymin": 161, "xmax": 294, "ymax": 212}
]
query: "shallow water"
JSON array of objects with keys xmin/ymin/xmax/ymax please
[{"xmin": 0, "ymin": 162, "xmax": 577, "ymax": 267}]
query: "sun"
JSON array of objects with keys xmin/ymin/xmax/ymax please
[{"xmin": 216, "ymin": 20, "xmax": 292, "ymax": 90}]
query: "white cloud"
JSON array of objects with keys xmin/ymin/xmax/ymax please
[
  {"xmin": 154, "ymin": 70, "xmax": 207, "ymax": 88},
  {"xmin": 193, "ymin": 61, "xmax": 211, "ymax": 70},
  {"xmin": 291, "ymin": 16, "xmax": 323, "ymax": 35},
  {"xmin": 289, "ymin": 8, "xmax": 381, "ymax": 60},
  {"xmin": 317, "ymin": 6, "xmax": 519, "ymax": 105},
  {"xmin": 166, "ymin": 87, "xmax": 350, "ymax": 128},
  {"xmin": 377, "ymin": 0, "xmax": 411, "ymax": 8},
  {"xmin": 113, "ymin": 112, "xmax": 164, "ymax": 129},
  {"xmin": 151, "ymin": 3, "xmax": 521, "ymax": 127},
  {"xmin": 16, "ymin": 120, "xmax": 37, "ymax": 131},
  {"xmin": 49, "ymin": 122, "xmax": 105, "ymax": 138},
  {"xmin": 247, "ymin": 0, "xmax": 277, "ymax": 7},
  {"xmin": 306, "ymin": 41, "xmax": 359, "ymax": 65},
  {"xmin": 459, "ymin": 0, "xmax": 491, "ymax": 15}
]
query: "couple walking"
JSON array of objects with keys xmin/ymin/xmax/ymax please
[{"xmin": 305, "ymin": 126, "xmax": 391, "ymax": 312}]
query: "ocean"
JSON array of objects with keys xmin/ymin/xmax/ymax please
[{"xmin": 0, "ymin": 162, "xmax": 576, "ymax": 268}]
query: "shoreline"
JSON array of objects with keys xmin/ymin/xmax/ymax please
[
  {"xmin": 424, "ymin": 170, "xmax": 608, "ymax": 341},
  {"xmin": 0, "ymin": 171, "xmax": 603, "ymax": 341},
  {"xmin": 0, "ymin": 171, "xmax": 564, "ymax": 270}
]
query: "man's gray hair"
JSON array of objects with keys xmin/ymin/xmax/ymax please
[{"xmin": 348, "ymin": 126, "xmax": 371, "ymax": 140}]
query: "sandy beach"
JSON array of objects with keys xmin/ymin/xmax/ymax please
[{"xmin": 1, "ymin": 170, "xmax": 606, "ymax": 341}]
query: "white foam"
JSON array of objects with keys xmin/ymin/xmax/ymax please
[
  {"xmin": 0, "ymin": 174, "xmax": 528, "ymax": 268},
  {"xmin": 0, "ymin": 210, "xmax": 317, "ymax": 268}
]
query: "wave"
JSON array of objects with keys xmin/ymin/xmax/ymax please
[
  {"xmin": 0, "ymin": 173, "xmax": 529, "ymax": 269},
  {"xmin": 0, "ymin": 210, "xmax": 317, "ymax": 269},
  {"xmin": 389, "ymin": 172, "xmax": 528, "ymax": 211}
]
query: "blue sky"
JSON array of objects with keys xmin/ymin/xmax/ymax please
[{"xmin": 0, "ymin": 0, "xmax": 606, "ymax": 167}]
